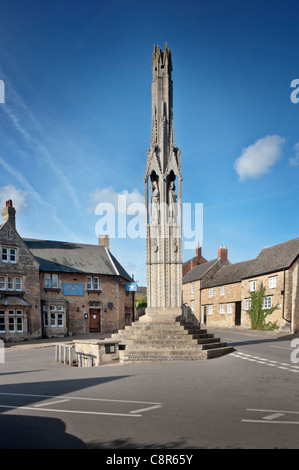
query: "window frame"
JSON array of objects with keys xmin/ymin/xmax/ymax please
[{"xmin": 269, "ymin": 276, "xmax": 276, "ymax": 289}]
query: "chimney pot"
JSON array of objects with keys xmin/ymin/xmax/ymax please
[
  {"xmin": 218, "ymin": 246, "xmax": 228, "ymax": 261},
  {"xmin": 2, "ymin": 200, "xmax": 16, "ymax": 229}
]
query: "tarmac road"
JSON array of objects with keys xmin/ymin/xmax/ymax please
[{"xmin": 0, "ymin": 328, "xmax": 298, "ymax": 451}]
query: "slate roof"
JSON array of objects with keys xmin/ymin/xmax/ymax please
[
  {"xmin": 202, "ymin": 237, "xmax": 299, "ymax": 288},
  {"xmin": 182, "ymin": 259, "xmax": 219, "ymax": 284},
  {"xmin": 202, "ymin": 259, "xmax": 256, "ymax": 288},
  {"xmin": 243, "ymin": 237, "xmax": 299, "ymax": 278},
  {"xmin": 24, "ymin": 239, "xmax": 132, "ymax": 281}
]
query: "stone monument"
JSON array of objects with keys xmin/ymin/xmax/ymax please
[
  {"xmin": 111, "ymin": 44, "xmax": 234, "ymax": 361},
  {"xmin": 143, "ymin": 43, "xmax": 182, "ymax": 322}
]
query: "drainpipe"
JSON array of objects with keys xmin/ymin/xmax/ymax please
[{"xmin": 282, "ymin": 269, "xmax": 291, "ymax": 324}]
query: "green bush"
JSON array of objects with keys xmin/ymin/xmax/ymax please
[{"xmin": 248, "ymin": 283, "xmax": 278, "ymax": 331}]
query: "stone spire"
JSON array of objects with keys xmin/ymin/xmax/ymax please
[{"xmin": 144, "ymin": 44, "xmax": 183, "ymax": 321}]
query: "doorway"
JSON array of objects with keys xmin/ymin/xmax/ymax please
[
  {"xmin": 89, "ymin": 309, "xmax": 101, "ymax": 332},
  {"xmin": 235, "ymin": 302, "xmax": 241, "ymax": 326},
  {"xmin": 201, "ymin": 305, "xmax": 207, "ymax": 325}
]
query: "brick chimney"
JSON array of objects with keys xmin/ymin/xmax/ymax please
[
  {"xmin": 1, "ymin": 200, "xmax": 16, "ymax": 229},
  {"xmin": 98, "ymin": 234, "xmax": 109, "ymax": 250},
  {"xmin": 218, "ymin": 245, "xmax": 228, "ymax": 261}
]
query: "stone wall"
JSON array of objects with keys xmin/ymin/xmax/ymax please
[
  {"xmin": 40, "ymin": 271, "xmax": 134, "ymax": 337},
  {"xmin": 0, "ymin": 221, "xmax": 41, "ymax": 342}
]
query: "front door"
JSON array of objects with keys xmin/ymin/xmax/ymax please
[
  {"xmin": 235, "ymin": 302, "xmax": 241, "ymax": 326},
  {"xmin": 201, "ymin": 305, "xmax": 207, "ymax": 325},
  {"xmin": 90, "ymin": 309, "xmax": 101, "ymax": 332}
]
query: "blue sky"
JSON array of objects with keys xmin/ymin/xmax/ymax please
[{"xmin": 0, "ymin": 0, "xmax": 298, "ymax": 286}]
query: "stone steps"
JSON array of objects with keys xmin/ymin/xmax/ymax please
[{"xmin": 112, "ymin": 317, "xmax": 234, "ymax": 362}]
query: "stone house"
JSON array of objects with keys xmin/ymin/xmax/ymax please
[
  {"xmin": 0, "ymin": 200, "xmax": 42, "ymax": 341},
  {"xmin": 191, "ymin": 238, "xmax": 299, "ymax": 333},
  {"xmin": 182, "ymin": 246, "xmax": 230, "ymax": 323},
  {"xmin": 0, "ymin": 201, "xmax": 134, "ymax": 342}
]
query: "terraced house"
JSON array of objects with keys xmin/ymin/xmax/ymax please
[
  {"xmin": 183, "ymin": 238, "xmax": 299, "ymax": 333},
  {"xmin": 0, "ymin": 200, "xmax": 134, "ymax": 342}
]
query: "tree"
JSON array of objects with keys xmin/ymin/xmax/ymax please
[{"xmin": 248, "ymin": 283, "xmax": 278, "ymax": 331}]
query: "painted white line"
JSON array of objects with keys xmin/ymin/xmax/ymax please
[
  {"xmin": 0, "ymin": 392, "xmax": 162, "ymax": 406},
  {"xmin": 269, "ymin": 345, "xmax": 293, "ymax": 351},
  {"xmin": 247, "ymin": 408, "xmax": 299, "ymax": 415},
  {"xmin": 242, "ymin": 419, "xmax": 299, "ymax": 425},
  {"xmin": 232, "ymin": 353, "xmax": 299, "ymax": 372},
  {"xmin": 130, "ymin": 405, "xmax": 163, "ymax": 414},
  {"xmin": 263, "ymin": 413, "xmax": 285, "ymax": 420},
  {"xmin": 34, "ymin": 399, "xmax": 70, "ymax": 407},
  {"xmin": 0, "ymin": 404, "xmax": 141, "ymax": 418}
]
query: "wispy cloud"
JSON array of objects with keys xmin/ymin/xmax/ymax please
[
  {"xmin": 234, "ymin": 135, "xmax": 286, "ymax": 181},
  {"xmin": 0, "ymin": 69, "xmax": 80, "ymax": 209},
  {"xmin": 289, "ymin": 142, "xmax": 299, "ymax": 166},
  {"xmin": 0, "ymin": 155, "xmax": 79, "ymax": 240},
  {"xmin": 0, "ymin": 184, "xmax": 28, "ymax": 213}
]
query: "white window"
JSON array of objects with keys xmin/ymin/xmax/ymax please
[
  {"xmin": 1, "ymin": 247, "xmax": 17, "ymax": 264},
  {"xmin": 0, "ymin": 310, "xmax": 5, "ymax": 332},
  {"xmin": 209, "ymin": 288, "xmax": 213, "ymax": 297},
  {"xmin": 7, "ymin": 277, "xmax": 14, "ymax": 290},
  {"xmin": 191, "ymin": 300, "xmax": 194, "ymax": 315},
  {"xmin": 44, "ymin": 304, "xmax": 65, "ymax": 328},
  {"xmin": 1, "ymin": 247, "xmax": 8, "ymax": 263},
  {"xmin": 220, "ymin": 285, "xmax": 225, "ymax": 296},
  {"xmin": 15, "ymin": 277, "xmax": 22, "ymax": 291},
  {"xmin": 250, "ymin": 280, "xmax": 256, "ymax": 292},
  {"xmin": 245, "ymin": 298, "xmax": 252, "ymax": 310},
  {"xmin": 87, "ymin": 277, "xmax": 92, "ymax": 290},
  {"xmin": 8, "ymin": 310, "xmax": 24, "ymax": 333},
  {"xmin": 87, "ymin": 276, "xmax": 100, "ymax": 290},
  {"xmin": 44, "ymin": 274, "xmax": 59, "ymax": 289},
  {"xmin": 52, "ymin": 274, "xmax": 59, "ymax": 289},
  {"xmin": 262, "ymin": 296, "xmax": 272, "ymax": 309},
  {"xmin": 10, "ymin": 248, "xmax": 16, "ymax": 263},
  {"xmin": 208, "ymin": 304, "xmax": 213, "ymax": 315},
  {"xmin": 44, "ymin": 274, "xmax": 51, "ymax": 288},
  {"xmin": 227, "ymin": 303, "xmax": 233, "ymax": 314},
  {"xmin": 269, "ymin": 276, "xmax": 276, "ymax": 289},
  {"xmin": 93, "ymin": 277, "xmax": 100, "ymax": 290},
  {"xmin": 191, "ymin": 282, "xmax": 195, "ymax": 294},
  {"xmin": 219, "ymin": 303, "xmax": 225, "ymax": 314},
  {"xmin": 0, "ymin": 276, "xmax": 6, "ymax": 290}
]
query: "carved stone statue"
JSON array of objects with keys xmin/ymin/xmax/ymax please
[
  {"xmin": 168, "ymin": 181, "xmax": 177, "ymax": 222},
  {"xmin": 150, "ymin": 181, "xmax": 160, "ymax": 224}
]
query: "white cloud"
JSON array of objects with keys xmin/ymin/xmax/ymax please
[
  {"xmin": 0, "ymin": 185, "xmax": 28, "ymax": 213},
  {"xmin": 289, "ymin": 142, "xmax": 299, "ymax": 166},
  {"xmin": 234, "ymin": 135, "xmax": 286, "ymax": 181},
  {"xmin": 89, "ymin": 186, "xmax": 144, "ymax": 213}
]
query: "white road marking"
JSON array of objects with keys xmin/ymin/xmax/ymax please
[
  {"xmin": 0, "ymin": 404, "xmax": 141, "ymax": 418},
  {"xmin": 0, "ymin": 392, "xmax": 162, "ymax": 405},
  {"xmin": 130, "ymin": 404, "xmax": 163, "ymax": 414},
  {"xmin": 0, "ymin": 392, "xmax": 163, "ymax": 418},
  {"xmin": 34, "ymin": 399, "xmax": 70, "ymax": 407},
  {"xmin": 231, "ymin": 352, "xmax": 299, "ymax": 372},
  {"xmin": 243, "ymin": 408, "xmax": 299, "ymax": 425},
  {"xmin": 263, "ymin": 413, "xmax": 285, "ymax": 420},
  {"xmin": 269, "ymin": 345, "xmax": 293, "ymax": 351}
]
